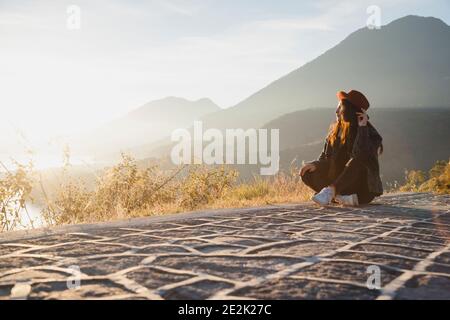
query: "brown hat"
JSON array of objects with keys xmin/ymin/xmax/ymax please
[{"xmin": 337, "ymin": 90, "xmax": 370, "ymax": 111}]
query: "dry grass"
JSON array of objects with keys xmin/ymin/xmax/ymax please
[
  {"xmin": 5, "ymin": 152, "xmax": 447, "ymax": 232},
  {"xmin": 399, "ymin": 159, "xmax": 450, "ymax": 194},
  {"xmin": 0, "ymin": 160, "xmax": 34, "ymax": 232},
  {"xmin": 36, "ymin": 154, "xmax": 312, "ymax": 226}
]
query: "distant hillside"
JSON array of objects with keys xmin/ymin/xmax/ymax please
[
  {"xmin": 200, "ymin": 15, "xmax": 450, "ymax": 130},
  {"xmin": 76, "ymin": 15, "xmax": 450, "ymax": 161},
  {"xmin": 69, "ymin": 15, "xmax": 450, "ymax": 185},
  {"xmin": 263, "ymin": 107, "xmax": 450, "ymax": 185},
  {"xmin": 133, "ymin": 107, "xmax": 450, "ymax": 187},
  {"xmin": 73, "ymin": 97, "xmax": 220, "ymax": 158}
]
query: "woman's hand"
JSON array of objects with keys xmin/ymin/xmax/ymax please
[
  {"xmin": 357, "ymin": 109, "xmax": 368, "ymax": 126},
  {"xmin": 299, "ymin": 163, "xmax": 317, "ymax": 176}
]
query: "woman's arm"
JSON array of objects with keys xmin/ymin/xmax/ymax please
[
  {"xmin": 300, "ymin": 138, "xmax": 331, "ymax": 176},
  {"xmin": 352, "ymin": 110, "xmax": 380, "ymax": 162}
]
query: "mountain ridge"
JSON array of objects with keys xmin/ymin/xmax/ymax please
[
  {"xmin": 199, "ymin": 15, "xmax": 450, "ymax": 130},
  {"xmin": 71, "ymin": 96, "xmax": 220, "ymax": 158}
]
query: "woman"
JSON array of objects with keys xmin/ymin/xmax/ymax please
[{"xmin": 300, "ymin": 90, "xmax": 383, "ymax": 206}]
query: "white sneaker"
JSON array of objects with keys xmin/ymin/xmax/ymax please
[
  {"xmin": 312, "ymin": 187, "xmax": 334, "ymax": 206},
  {"xmin": 335, "ymin": 194, "xmax": 359, "ymax": 206}
]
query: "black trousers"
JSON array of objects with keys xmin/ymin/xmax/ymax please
[{"xmin": 301, "ymin": 158, "xmax": 376, "ymax": 205}]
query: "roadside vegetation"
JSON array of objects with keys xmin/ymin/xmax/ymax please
[
  {"xmin": 399, "ymin": 160, "xmax": 450, "ymax": 194},
  {"xmin": 3, "ymin": 153, "xmax": 447, "ymax": 232},
  {"xmin": 1, "ymin": 153, "xmax": 311, "ymax": 230},
  {"xmin": 0, "ymin": 160, "xmax": 34, "ymax": 232},
  {"xmin": 40, "ymin": 154, "xmax": 312, "ymax": 225}
]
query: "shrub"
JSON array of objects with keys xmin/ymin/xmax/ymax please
[
  {"xmin": 0, "ymin": 161, "xmax": 34, "ymax": 231},
  {"xmin": 180, "ymin": 165, "xmax": 238, "ymax": 210},
  {"xmin": 41, "ymin": 179, "xmax": 93, "ymax": 225},
  {"xmin": 400, "ymin": 170, "xmax": 427, "ymax": 192},
  {"xmin": 400, "ymin": 160, "xmax": 450, "ymax": 194},
  {"xmin": 1, "ymin": 154, "xmax": 314, "ymax": 229},
  {"xmin": 232, "ymin": 178, "xmax": 270, "ymax": 201},
  {"xmin": 41, "ymin": 155, "xmax": 240, "ymax": 224}
]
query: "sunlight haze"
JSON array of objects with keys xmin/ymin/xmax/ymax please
[{"xmin": 0, "ymin": 0, "xmax": 449, "ymax": 152}]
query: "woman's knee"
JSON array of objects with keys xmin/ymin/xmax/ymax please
[
  {"xmin": 301, "ymin": 170, "xmax": 325, "ymax": 193},
  {"xmin": 301, "ymin": 171, "xmax": 314, "ymax": 186}
]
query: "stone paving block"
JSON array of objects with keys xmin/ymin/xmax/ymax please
[
  {"xmin": 388, "ymin": 231, "xmax": 448, "ymax": 244},
  {"xmin": 0, "ymin": 269, "xmax": 70, "ymax": 283},
  {"xmin": 0, "ymin": 244, "xmax": 33, "ymax": 256},
  {"xmin": 292, "ymin": 261, "xmax": 402, "ymax": 287},
  {"xmin": 203, "ymin": 236, "xmax": 274, "ymax": 247},
  {"xmin": 57, "ymin": 255, "xmax": 148, "ymax": 276},
  {"xmin": 23, "ymin": 242, "xmax": 131, "ymax": 258},
  {"xmin": 134, "ymin": 245, "xmax": 191, "ymax": 255},
  {"xmin": 244, "ymin": 240, "xmax": 343, "ymax": 256},
  {"xmin": 425, "ymin": 263, "xmax": 450, "ymax": 274},
  {"xmin": 350, "ymin": 243, "xmax": 431, "ymax": 259},
  {"xmin": 125, "ymin": 267, "xmax": 193, "ymax": 290},
  {"xmin": 0, "ymin": 256, "xmax": 55, "ymax": 274},
  {"xmin": 82, "ymin": 228, "xmax": 140, "ymax": 238},
  {"xmin": 192, "ymin": 244, "xmax": 244, "ymax": 254},
  {"xmin": 305, "ymin": 230, "xmax": 369, "ymax": 242},
  {"xmin": 28, "ymin": 280, "xmax": 134, "ymax": 299},
  {"xmin": 435, "ymin": 252, "xmax": 450, "ymax": 264},
  {"xmin": 161, "ymin": 280, "xmax": 234, "ymax": 300},
  {"xmin": 230, "ymin": 277, "xmax": 380, "ymax": 300},
  {"xmin": 152, "ymin": 255, "xmax": 303, "ymax": 282},
  {"xmin": 375, "ymin": 236, "xmax": 445, "ymax": 251},
  {"xmin": 171, "ymin": 239, "xmax": 211, "ymax": 247},
  {"xmin": 99, "ymin": 234, "xmax": 164, "ymax": 246},
  {"xmin": 227, "ymin": 229, "xmax": 296, "ymax": 241},
  {"xmin": 331, "ymin": 251, "xmax": 418, "ymax": 270},
  {"xmin": 19, "ymin": 233, "xmax": 101, "ymax": 246},
  {"xmin": 357, "ymin": 226, "xmax": 398, "ymax": 235},
  {"xmin": 395, "ymin": 275, "xmax": 450, "ymax": 300}
]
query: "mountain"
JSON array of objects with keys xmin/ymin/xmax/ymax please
[
  {"xmin": 262, "ymin": 107, "xmax": 450, "ymax": 185},
  {"xmin": 200, "ymin": 15, "xmax": 450, "ymax": 131},
  {"xmin": 73, "ymin": 97, "xmax": 220, "ymax": 158},
  {"xmin": 74, "ymin": 15, "xmax": 450, "ymax": 183}
]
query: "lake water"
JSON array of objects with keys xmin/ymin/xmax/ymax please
[
  {"xmin": 3, "ymin": 203, "xmax": 47, "ymax": 231},
  {"xmin": 1, "ymin": 153, "xmax": 99, "ymax": 231}
]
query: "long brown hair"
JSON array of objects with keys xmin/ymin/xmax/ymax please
[
  {"xmin": 328, "ymin": 119, "xmax": 351, "ymax": 146},
  {"xmin": 327, "ymin": 99, "xmax": 358, "ymax": 147}
]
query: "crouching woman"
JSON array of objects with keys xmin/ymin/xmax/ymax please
[{"xmin": 300, "ymin": 90, "xmax": 384, "ymax": 206}]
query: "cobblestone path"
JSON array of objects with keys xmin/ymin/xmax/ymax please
[{"xmin": 0, "ymin": 192, "xmax": 449, "ymax": 300}]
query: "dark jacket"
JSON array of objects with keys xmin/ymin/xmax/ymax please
[{"xmin": 312, "ymin": 122, "xmax": 383, "ymax": 196}]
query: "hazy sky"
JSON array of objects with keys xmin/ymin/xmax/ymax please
[{"xmin": 1, "ymin": 0, "xmax": 449, "ymax": 139}]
